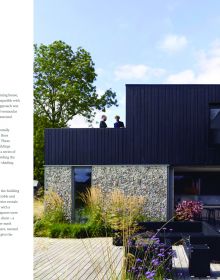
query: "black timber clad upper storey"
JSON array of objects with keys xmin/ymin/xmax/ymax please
[{"xmin": 45, "ymin": 84, "xmax": 220, "ymax": 166}]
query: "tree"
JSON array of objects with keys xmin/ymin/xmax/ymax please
[
  {"xmin": 34, "ymin": 114, "xmax": 52, "ymax": 183},
  {"xmin": 34, "ymin": 40, "xmax": 118, "ymax": 126},
  {"xmin": 34, "ymin": 41, "xmax": 118, "ymax": 183}
]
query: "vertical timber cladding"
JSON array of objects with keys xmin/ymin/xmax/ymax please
[
  {"xmin": 92, "ymin": 165, "xmax": 169, "ymax": 221},
  {"xmin": 44, "ymin": 166, "xmax": 73, "ymax": 222}
]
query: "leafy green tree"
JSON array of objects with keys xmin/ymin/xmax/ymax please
[
  {"xmin": 34, "ymin": 114, "xmax": 51, "ymax": 183},
  {"xmin": 34, "ymin": 41, "xmax": 118, "ymax": 183}
]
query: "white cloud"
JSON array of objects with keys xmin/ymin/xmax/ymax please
[
  {"xmin": 166, "ymin": 39, "xmax": 220, "ymax": 83},
  {"xmin": 158, "ymin": 34, "xmax": 188, "ymax": 53},
  {"xmin": 166, "ymin": 70, "xmax": 195, "ymax": 83},
  {"xmin": 68, "ymin": 115, "xmax": 89, "ymax": 128},
  {"xmin": 114, "ymin": 64, "xmax": 165, "ymax": 81}
]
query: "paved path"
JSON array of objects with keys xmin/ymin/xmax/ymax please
[{"xmin": 34, "ymin": 238, "xmax": 220, "ymax": 280}]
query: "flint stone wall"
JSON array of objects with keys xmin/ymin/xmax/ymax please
[
  {"xmin": 92, "ymin": 165, "xmax": 168, "ymax": 221},
  {"xmin": 44, "ymin": 165, "xmax": 169, "ymax": 222},
  {"xmin": 44, "ymin": 166, "xmax": 72, "ymax": 222}
]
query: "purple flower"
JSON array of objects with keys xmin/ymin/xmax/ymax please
[
  {"xmin": 158, "ymin": 253, "xmax": 165, "ymax": 257},
  {"xmin": 151, "ymin": 258, "xmax": 160, "ymax": 266},
  {"xmin": 136, "ymin": 258, "xmax": 142, "ymax": 263},
  {"xmin": 145, "ymin": 271, "xmax": 155, "ymax": 279},
  {"xmin": 150, "ymin": 237, "xmax": 160, "ymax": 244}
]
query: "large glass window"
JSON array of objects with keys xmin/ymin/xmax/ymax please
[
  {"xmin": 73, "ymin": 167, "xmax": 91, "ymax": 222},
  {"xmin": 209, "ymin": 104, "xmax": 220, "ymax": 145},
  {"xmin": 174, "ymin": 172, "xmax": 220, "ymax": 206}
]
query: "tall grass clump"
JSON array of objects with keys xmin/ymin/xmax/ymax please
[
  {"xmin": 44, "ymin": 188, "xmax": 66, "ymax": 223},
  {"xmin": 79, "ymin": 186, "xmax": 103, "ymax": 222},
  {"xmin": 104, "ymin": 189, "xmax": 145, "ymax": 245},
  {"xmin": 34, "ymin": 198, "xmax": 44, "ymax": 221},
  {"xmin": 34, "ymin": 188, "xmax": 66, "ymax": 237},
  {"xmin": 80, "ymin": 187, "xmax": 145, "ymax": 243},
  {"xmin": 79, "ymin": 186, "xmax": 111, "ymax": 236}
]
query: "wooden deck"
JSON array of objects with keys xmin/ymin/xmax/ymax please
[
  {"xmin": 34, "ymin": 238, "xmax": 123, "ymax": 280},
  {"xmin": 34, "ymin": 238, "xmax": 220, "ymax": 280}
]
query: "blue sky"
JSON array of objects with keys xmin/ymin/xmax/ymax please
[{"xmin": 35, "ymin": 0, "xmax": 220, "ymax": 127}]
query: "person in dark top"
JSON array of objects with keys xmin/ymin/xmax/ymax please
[
  {"xmin": 114, "ymin": 115, "xmax": 124, "ymax": 128},
  {"xmin": 99, "ymin": 115, "xmax": 107, "ymax": 128}
]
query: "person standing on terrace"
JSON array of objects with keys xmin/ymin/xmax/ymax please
[
  {"xmin": 99, "ymin": 115, "xmax": 107, "ymax": 128},
  {"xmin": 114, "ymin": 115, "xmax": 124, "ymax": 128}
]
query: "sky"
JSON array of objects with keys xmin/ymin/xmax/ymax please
[{"xmin": 34, "ymin": 0, "xmax": 220, "ymax": 128}]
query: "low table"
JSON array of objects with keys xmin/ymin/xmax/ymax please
[{"xmin": 185, "ymin": 244, "xmax": 211, "ymax": 277}]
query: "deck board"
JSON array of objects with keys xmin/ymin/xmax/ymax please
[
  {"xmin": 34, "ymin": 238, "xmax": 123, "ymax": 280},
  {"xmin": 34, "ymin": 238, "xmax": 220, "ymax": 280}
]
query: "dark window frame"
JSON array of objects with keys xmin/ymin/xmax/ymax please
[{"xmin": 209, "ymin": 103, "xmax": 220, "ymax": 146}]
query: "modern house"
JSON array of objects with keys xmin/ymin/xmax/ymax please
[{"xmin": 44, "ymin": 84, "xmax": 220, "ymax": 222}]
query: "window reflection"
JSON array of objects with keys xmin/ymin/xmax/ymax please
[
  {"xmin": 73, "ymin": 167, "xmax": 91, "ymax": 222},
  {"xmin": 209, "ymin": 104, "xmax": 220, "ymax": 144},
  {"xmin": 174, "ymin": 172, "xmax": 220, "ymax": 206}
]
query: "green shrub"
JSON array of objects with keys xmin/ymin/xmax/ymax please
[
  {"xmin": 49, "ymin": 224, "xmax": 63, "ymax": 238},
  {"xmin": 61, "ymin": 224, "xmax": 73, "ymax": 237},
  {"xmin": 34, "ymin": 219, "xmax": 112, "ymax": 238},
  {"xmin": 34, "ymin": 219, "xmax": 50, "ymax": 237},
  {"xmin": 71, "ymin": 224, "xmax": 88, "ymax": 238},
  {"xmin": 49, "ymin": 223, "xmax": 86, "ymax": 238}
]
